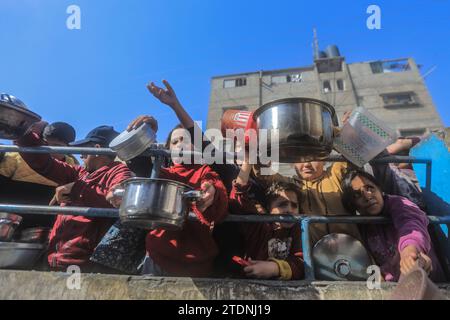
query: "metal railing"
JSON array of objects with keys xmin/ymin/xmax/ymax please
[{"xmin": 0, "ymin": 144, "xmax": 441, "ymax": 280}]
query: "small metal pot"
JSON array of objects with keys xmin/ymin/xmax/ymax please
[
  {"xmin": 253, "ymin": 97, "xmax": 339, "ymax": 163},
  {"xmin": 18, "ymin": 227, "xmax": 51, "ymax": 244},
  {"xmin": 109, "ymin": 123, "xmax": 156, "ymax": 161},
  {"xmin": 0, "ymin": 242, "xmax": 45, "ymax": 269},
  {"xmin": 0, "ymin": 213, "xmax": 22, "ymax": 242},
  {"xmin": 0, "ymin": 93, "xmax": 41, "ymax": 140},
  {"xmin": 114, "ymin": 178, "xmax": 202, "ymax": 230},
  {"xmin": 312, "ymin": 233, "xmax": 372, "ymax": 281}
]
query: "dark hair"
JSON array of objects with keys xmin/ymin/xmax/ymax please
[
  {"xmin": 43, "ymin": 122, "xmax": 76, "ymax": 145},
  {"xmin": 265, "ymin": 180, "xmax": 301, "ymax": 210},
  {"xmin": 341, "ymin": 170, "xmax": 382, "ymax": 214},
  {"xmin": 165, "ymin": 124, "xmax": 184, "ymax": 149}
]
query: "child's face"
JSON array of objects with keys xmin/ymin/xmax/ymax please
[
  {"xmin": 350, "ymin": 176, "xmax": 384, "ymax": 216},
  {"xmin": 294, "ymin": 161, "xmax": 325, "ymax": 181},
  {"xmin": 169, "ymin": 128, "xmax": 193, "ymax": 151},
  {"xmin": 269, "ymin": 190, "xmax": 300, "ymax": 229}
]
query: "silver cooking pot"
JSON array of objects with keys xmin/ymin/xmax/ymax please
[
  {"xmin": 113, "ymin": 178, "xmax": 202, "ymax": 230},
  {"xmin": 312, "ymin": 233, "xmax": 372, "ymax": 281},
  {"xmin": 0, "ymin": 242, "xmax": 45, "ymax": 269},
  {"xmin": 253, "ymin": 97, "xmax": 339, "ymax": 163},
  {"xmin": 109, "ymin": 123, "xmax": 156, "ymax": 161},
  {"xmin": 0, "ymin": 93, "xmax": 41, "ymax": 140}
]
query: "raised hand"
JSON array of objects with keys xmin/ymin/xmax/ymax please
[
  {"xmin": 127, "ymin": 115, "xmax": 158, "ymax": 132},
  {"xmin": 147, "ymin": 80, "xmax": 180, "ymax": 108}
]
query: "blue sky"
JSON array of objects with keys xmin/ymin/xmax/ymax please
[{"xmin": 1, "ymin": 0, "xmax": 449, "ymax": 144}]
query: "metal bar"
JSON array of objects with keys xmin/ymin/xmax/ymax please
[
  {"xmin": 151, "ymin": 155, "xmax": 164, "ymax": 179},
  {"xmin": 426, "ymin": 160, "xmax": 432, "ymax": 191},
  {"xmin": 2, "ymin": 203, "xmax": 448, "ymax": 224},
  {"xmin": 301, "ymin": 218, "xmax": 314, "ymax": 280},
  {"xmin": 0, "ymin": 204, "xmax": 119, "ymax": 218},
  {"xmin": 0, "ymin": 145, "xmax": 432, "ymax": 165}
]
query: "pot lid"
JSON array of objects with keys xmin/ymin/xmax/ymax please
[
  {"xmin": 109, "ymin": 123, "xmax": 156, "ymax": 150},
  {"xmin": 121, "ymin": 177, "xmax": 194, "ymax": 191},
  {"xmin": 312, "ymin": 233, "xmax": 372, "ymax": 281}
]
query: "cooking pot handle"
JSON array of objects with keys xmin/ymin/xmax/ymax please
[
  {"xmin": 112, "ymin": 188, "xmax": 125, "ymax": 198},
  {"xmin": 182, "ymin": 190, "xmax": 203, "ymax": 201}
]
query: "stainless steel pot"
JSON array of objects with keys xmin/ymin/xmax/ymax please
[
  {"xmin": 109, "ymin": 123, "xmax": 156, "ymax": 161},
  {"xmin": 253, "ymin": 97, "xmax": 339, "ymax": 163},
  {"xmin": 18, "ymin": 227, "xmax": 51, "ymax": 244},
  {"xmin": 114, "ymin": 178, "xmax": 202, "ymax": 230},
  {"xmin": 0, "ymin": 242, "xmax": 45, "ymax": 269},
  {"xmin": 0, "ymin": 213, "xmax": 22, "ymax": 242},
  {"xmin": 312, "ymin": 233, "xmax": 372, "ymax": 281},
  {"xmin": 0, "ymin": 93, "xmax": 41, "ymax": 140}
]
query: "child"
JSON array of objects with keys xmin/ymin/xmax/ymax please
[
  {"xmin": 230, "ymin": 155, "xmax": 304, "ymax": 280},
  {"xmin": 341, "ymin": 170, "xmax": 446, "ymax": 282},
  {"xmin": 136, "ymin": 119, "xmax": 229, "ymax": 277}
]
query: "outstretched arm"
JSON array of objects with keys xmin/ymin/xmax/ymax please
[{"xmin": 147, "ymin": 80, "xmax": 196, "ymax": 130}]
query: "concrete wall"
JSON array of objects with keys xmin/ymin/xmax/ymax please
[
  {"xmin": 0, "ymin": 270, "xmax": 449, "ymax": 300},
  {"xmin": 348, "ymin": 58, "xmax": 443, "ymax": 132}
]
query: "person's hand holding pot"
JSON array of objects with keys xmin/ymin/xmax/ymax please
[
  {"xmin": 106, "ymin": 184, "xmax": 123, "ymax": 208},
  {"xmin": 196, "ymin": 181, "xmax": 216, "ymax": 212},
  {"xmin": 127, "ymin": 115, "xmax": 158, "ymax": 133}
]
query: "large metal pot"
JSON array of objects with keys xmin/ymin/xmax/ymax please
[
  {"xmin": 114, "ymin": 178, "xmax": 202, "ymax": 230},
  {"xmin": 312, "ymin": 233, "xmax": 372, "ymax": 281},
  {"xmin": 0, "ymin": 93, "xmax": 41, "ymax": 140},
  {"xmin": 253, "ymin": 97, "xmax": 339, "ymax": 163},
  {"xmin": 109, "ymin": 123, "xmax": 156, "ymax": 161},
  {"xmin": 0, "ymin": 242, "xmax": 45, "ymax": 269},
  {"xmin": 0, "ymin": 213, "xmax": 22, "ymax": 242}
]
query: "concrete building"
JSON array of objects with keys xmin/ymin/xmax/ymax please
[{"xmin": 207, "ymin": 46, "xmax": 444, "ymax": 138}]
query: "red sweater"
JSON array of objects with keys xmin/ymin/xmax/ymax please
[
  {"xmin": 230, "ymin": 181, "xmax": 304, "ymax": 279},
  {"xmin": 146, "ymin": 164, "xmax": 228, "ymax": 277},
  {"xmin": 17, "ymin": 131, "xmax": 134, "ymax": 269}
]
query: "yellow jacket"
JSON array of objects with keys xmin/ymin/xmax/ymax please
[
  {"xmin": 0, "ymin": 152, "xmax": 78, "ymax": 187},
  {"xmin": 298, "ymin": 162, "xmax": 361, "ymax": 245}
]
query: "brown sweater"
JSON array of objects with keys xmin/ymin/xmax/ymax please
[{"xmin": 297, "ymin": 162, "xmax": 361, "ymax": 245}]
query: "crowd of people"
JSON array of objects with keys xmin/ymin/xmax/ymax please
[{"xmin": 0, "ymin": 80, "xmax": 446, "ymax": 283}]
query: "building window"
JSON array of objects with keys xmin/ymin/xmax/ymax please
[
  {"xmin": 399, "ymin": 128, "xmax": 426, "ymax": 137},
  {"xmin": 224, "ymin": 77, "xmax": 247, "ymax": 88},
  {"xmin": 271, "ymin": 73, "xmax": 302, "ymax": 84},
  {"xmin": 336, "ymin": 79, "xmax": 345, "ymax": 91},
  {"xmin": 381, "ymin": 92, "xmax": 418, "ymax": 107},
  {"xmin": 370, "ymin": 59, "xmax": 411, "ymax": 74},
  {"xmin": 323, "ymin": 80, "xmax": 332, "ymax": 93}
]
